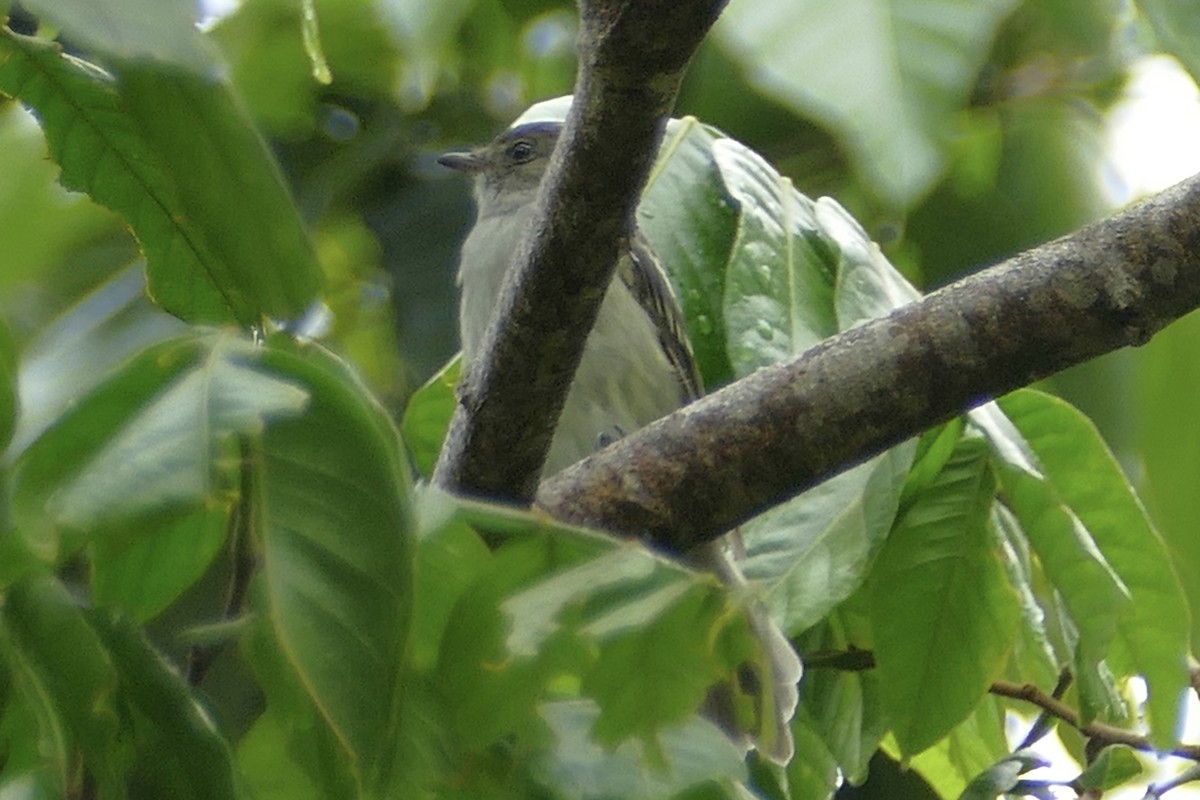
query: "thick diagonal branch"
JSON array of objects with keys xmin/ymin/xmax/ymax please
[
  {"xmin": 433, "ymin": 0, "xmax": 728, "ymax": 500},
  {"xmin": 536, "ymin": 174, "xmax": 1200, "ymax": 552}
]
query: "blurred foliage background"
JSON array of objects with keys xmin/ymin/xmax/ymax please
[
  {"xmin": 5, "ymin": 0, "xmax": 1200, "ymax": 641},
  {"xmin": 3, "ymin": 0, "xmax": 1200, "ymax": 796}
]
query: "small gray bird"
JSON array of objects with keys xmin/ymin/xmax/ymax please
[{"xmin": 439, "ymin": 119, "xmax": 800, "ymax": 763}]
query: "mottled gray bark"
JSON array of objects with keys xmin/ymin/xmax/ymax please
[{"xmin": 537, "ymin": 174, "xmax": 1200, "ymax": 550}]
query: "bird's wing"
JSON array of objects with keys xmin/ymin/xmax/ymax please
[{"xmin": 619, "ymin": 230, "xmax": 703, "ymax": 401}]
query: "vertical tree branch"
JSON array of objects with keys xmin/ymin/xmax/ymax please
[{"xmin": 432, "ymin": 0, "xmax": 728, "ymax": 501}]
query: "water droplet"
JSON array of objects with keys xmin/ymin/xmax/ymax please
[
  {"xmin": 695, "ymin": 314, "xmax": 713, "ymax": 335},
  {"xmin": 756, "ymin": 320, "xmax": 774, "ymax": 341},
  {"xmin": 758, "ymin": 264, "xmax": 773, "ymax": 283}
]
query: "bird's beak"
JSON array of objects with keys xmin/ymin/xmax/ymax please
[{"xmin": 437, "ymin": 150, "xmax": 485, "ymax": 174}]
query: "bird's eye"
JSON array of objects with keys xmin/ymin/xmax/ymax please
[{"xmin": 507, "ymin": 140, "xmax": 535, "ymax": 162}]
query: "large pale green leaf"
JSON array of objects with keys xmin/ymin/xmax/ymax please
[
  {"xmin": 712, "ymin": 136, "xmax": 837, "ymax": 375},
  {"xmin": 256, "ymin": 337, "xmax": 414, "ymax": 792},
  {"xmin": 715, "ymin": 0, "xmax": 1020, "ymax": 206},
  {"xmin": 712, "ymin": 136, "xmax": 920, "ymax": 634},
  {"xmin": 0, "ymin": 31, "xmax": 322, "ymax": 325},
  {"xmin": 997, "ymin": 389, "xmax": 1190, "ymax": 749},
  {"xmin": 974, "ymin": 403, "xmax": 1131, "ymax": 723},
  {"xmin": 870, "ymin": 434, "xmax": 1019, "ymax": 755}
]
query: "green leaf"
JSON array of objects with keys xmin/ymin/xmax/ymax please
[
  {"xmin": 90, "ymin": 509, "xmax": 230, "ymax": 622},
  {"xmin": 1140, "ymin": 0, "xmax": 1200, "ymax": 86},
  {"xmin": 957, "ymin": 750, "xmax": 1049, "ymax": 800},
  {"xmin": 0, "ymin": 314, "xmax": 15, "ymax": 454},
  {"xmin": 117, "ymin": 65, "xmax": 322, "ymax": 324},
  {"xmin": 997, "ymin": 389, "xmax": 1190, "ymax": 748},
  {"xmin": 902, "ymin": 418, "xmax": 966, "ymax": 508},
  {"xmin": 408, "ymin": 496, "xmax": 491, "ymax": 670},
  {"xmin": 741, "ymin": 444, "xmax": 915, "ymax": 635},
  {"xmin": 796, "ymin": 610, "xmax": 887, "ymax": 785},
  {"xmin": 19, "ymin": 0, "xmax": 216, "ymax": 74},
  {"xmin": 1, "ymin": 578, "xmax": 126, "ymax": 798},
  {"xmin": 11, "ymin": 267, "xmax": 183, "ymax": 458},
  {"xmin": 1074, "ymin": 744, "xmax": 1142, "ymax": 791},
  {"xmin": 582, "ymin": 579, "xmax": 742, "ymax": 751},
  {"xmin": 712, "ymin": 137, "xmax": 838, "ymax": 375},
  {"xmin": 870, "ymin": 433, "xmax": 1019, "ymax": 755},
  {"xmin": 0, "ymin": 622, "xmax": 71, "ymax": 798},
  {"xmin": 975, "ymin": 402, "xmax": 1132, "ymax": 723},
  {"xmin": 1136, "ymin": 310, "xmax": 1200, "ymax": 663},
  {"xmin": 400, "ymin": 355, "xmax": 460, "ymax": 478},
  {"xmin": 0, "ymin": 32, "xmax": 321, "ymax": 325},
  {"xmin": 256, "ymin": 336, "xmax": 414, "ymax": 792},
  {"xmin": 990, "ymin": 505, "xmax": 1061, "ymax": 690},
  {"xmin": 715, "ymin": 0, "xmax": 1020, "ymax": 206},
  {"xmin": 90, "ymin": 613, "xmax": 243, "ymax": 800},
  {"xmin": 786, "ymin": 711, "xmax": 839, "ymax": 800},
  {"xmin": 532, "ymin": 700, "xmax": 747, "ymax": 800},
  {"xmin": 236, "ymin": 711, "xmax": 326, "ymax": 800},
  {"xmin": 13, "ymin": 333, "xmax": 308, "ymax": 553},
  {"xmin": 641, "ymin": 117, "xmax": 740, "ymax": 387},
  {"xmin": 821, "ymin": 196, "xmax": 921, "ymax": 328},
  {"xmin": 882, "ymin": 696, "xmax": 1009, "ymax": 799}
]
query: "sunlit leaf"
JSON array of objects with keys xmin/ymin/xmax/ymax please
[
  {"xmin": 975, "ymin": 402, "xmax": 1132, "ymax": 723},
  {"xmin": 870, "ymin": 433, "xmax": 1019, "ymax": 755},
  {"xmin": 997, "ymin": 389, "xmax": 1190, "ymax": 748},
  {"xmin": 1074, "ymin": 744, "xmax": 1142, "ymax": 791},
  {"xmin": 882, "ymin": 696, "xmax": 1009, "ymax": 799}
]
